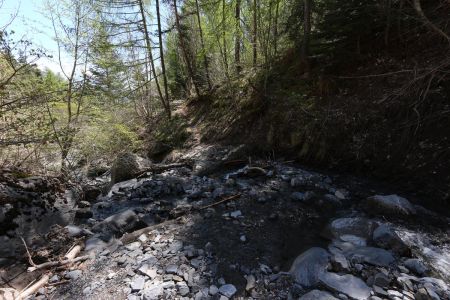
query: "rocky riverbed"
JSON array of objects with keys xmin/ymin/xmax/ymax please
[{"xmin": 1, "ymin": 144, "xmax": 450, "ymax": 300}]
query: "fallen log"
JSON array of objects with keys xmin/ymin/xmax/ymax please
[{"xmin": 27, "ymin": 255, "xmax": 89, "ymax": 273}]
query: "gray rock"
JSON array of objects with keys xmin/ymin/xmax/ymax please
[
  {"xmin": 299, "ymin": 290, "xmax": 338, "ymax": 300},
  {"xmin": 387, "ymin": 290, "xmax": 403, "ymax": 298},
  {"xmin": 166, "ymin": 264, "xmax": 178, "ymax": 274},
  {"xmin": 373, "ymin": 285, "xmax": 389, "ymax": 297},
  {"xmin": 65, "ymin": 225, "xmax": 93, "ymax": 237},
  {"xmin": 130, "ymin": 276, "xmax": 146, "ymax": 292},
  {"xmin": 404, "ymin": 258, "xmax": 428, "ymax": 276},
  {"xmin": 177, "ymin": 281, "xmax": 190, "ymax": 296},
  {"xmin": 93, "ymin": 209, "xmax": 139, "ymax": 236},
  {"xmin": 219, "ymin": 284, "xmax": 237, "ymax": 298},
  {"xmin": 142, "ymin": 285, "xmax": 164, "ymax": 300},
  {"xmin": 289, "ymin": 247, "xmax": 330, "ymax": 287},
  {"xmin": 319, "ymin": 272, "xmax": 371, "ymax": 300},
  {"xmin": 111, "ymin": 152, "xmax": 151, "ymax": 184},
  {"xmin": 346, "ymin": 246, "xmax": 395, "ymax": 266},
  {"xmin": 373, "ymin": 273, "xmax": 391, "ymax": 288},
  {"xmin": 331, "ymin": 252, "xmax": 350, "ymax": 272},
  {"xmin": 65, "ymin": 270, "xmax": 82, "ymax": 280},
  {"xmin": 340, "ymin": 235, "xmax": 367, "ymax": 247},
  {"xmin": 372, "ymin": 224, "xmax": 409, "ymax": 255},
  {"xmin": 209, "ymin": 285, "xmax": 219, "ymax": 295},
  {"xmin": 327, "ymin": 217, "xmax": 376, "ymax": 239},
  {"xmin": 125, "ymin": 241, "xmax": 142, "ymax": 251},
  {"xmin": 364, "ymin": 194, "xmax": 416, "ymax": 217},
  {"xmin": 245, "ymin": 275, "xmax": 256, "ymax": 291},
  {"xmin": 230, "ymin": 210, "xmax": 242, "ymax": 218},
  {"xmin": 138, "ymin": 264, "xmax": 157, "ymax": 279}
]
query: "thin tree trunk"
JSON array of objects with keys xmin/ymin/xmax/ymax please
[
  {"xmin": 156, "ymin": 0, "xmax": 171, "ymax": 117},
  {"xmin": 265, "ymin": 0, "xmax": 273, "ymax": 66},
  {"xmin": 222, "ymin": 0, "xmax": 229, "ymax": 75},
  {"xmin": 173, "ymin": 0, "xmax": 201, "ymax": 97},
  {"xmin": 274, "ymin": 0, "xmax": 279, "ymax": 56},
  {"xmin": 252, "ymin": 0, "xmax": 257, "ymax": 67},
  {"xmin": 194, "ymin": 0, "xmax": 212, "ymax": 89},
  {"xmin": 138, "ymin": 0, "xmax": 170, "ymax": 118},
  {"xmin": 235, "ymin": 0, "xmax": 241, "ymax": 74},
  {"xmin": 302, "ymin": 0, "xmax": 311, "ymax": 59}
]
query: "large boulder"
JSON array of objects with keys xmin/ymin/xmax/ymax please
[
  {"xmin": 319, "ymin": 272, "xmax": 371, "ymax": 300},
  {"xmin": 110, "ymin": 153, "xmax": 152, "ymax": 184},
  {"xmin": 289, "ymin": 247, "xmax": 330, "ymax": 287},
  {"xmin": 363, "ymin": 194, "xmax": 416, "ymax": 217}
]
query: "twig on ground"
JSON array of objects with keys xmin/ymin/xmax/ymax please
[
  {"xmin": 199, "ymin": 194, "xmax": 241, "ymax": 210},
  {"xmin": 27, "ymin": 255, "xmax": 89, "ymax": 273},
  {"xmin": 20, "ymin": 237, "xmax": 36, "ymax": 267}
]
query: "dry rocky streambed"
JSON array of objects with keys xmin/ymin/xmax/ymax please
[{"xmin": 1, "ymin": 144, "xmax": 450, "ymax": 300}]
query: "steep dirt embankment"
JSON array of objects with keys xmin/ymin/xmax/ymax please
[{"xmin": 148, "ymin": 50, "xmax": 450, "ymax": 211}]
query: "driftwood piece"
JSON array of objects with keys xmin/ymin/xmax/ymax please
[
  {"xmin": 199, "ymin": 194, "xmax": 241, "ymax": 210},
  {"xmin": 27, "ymin": 255, "xmax": 89, "ymax": 273},
  {"xmin": 19, "ymin": 275, "xmax": 49, "ymax": 299}
]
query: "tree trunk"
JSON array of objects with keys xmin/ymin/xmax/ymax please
[
  {"xmin": 252, "ymin": 0, "xmax": 257, "ymax": 67},
  {"xmin": 274, "ymin": 0, "xmax": 279, "ymax": 56},
  {"xmin": 302, "ymin": 0, "xmax": 311, "ymax": 59},
  {"xmin": 138, "ymin": 0, "xmax": 170, "ymax": 118},
  {"xmin": 173, "ymin": 0, "xmax": 201, "ymax": 97},
  {"xmin": 222, "ymin": 0, "xmax": 229, "ymax": 75},
  {"xmin": 195, "ymin": 0, "xmax": 212, "ymax": 89},
  {"xmin": 235, "ymin": 0, "xmax": 241, "ymax": 74},
  {"xmin": 156, "ymin": 0, "xmax": 171, "ymax": 117}
]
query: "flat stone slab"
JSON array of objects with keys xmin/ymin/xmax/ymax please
[
  {"xmin": 319, "ymin": 272, "xmax": 371, "ymax": 300},
  {"xmin": 289, "ymin": 247, "xmax": 330, "ymax": 287}
]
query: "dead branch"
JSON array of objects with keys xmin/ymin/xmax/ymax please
[
  {"xmin": 64, "ymin": 244, "xmax": 83, "ymax": 260},
  {"xmin": 19, "ymin": 274, "xmax": 50, "ymax": 299},
  {"xmin": 20, "ymin": 237, "xmax": 37, "ymax": 267},
  {"xmin": 27, "ymin": 255, "xmax": 89, "ymax": 273},
  {"xmin": 199, "ymin": 194, "xmax": 241, "ymax": 210}
]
